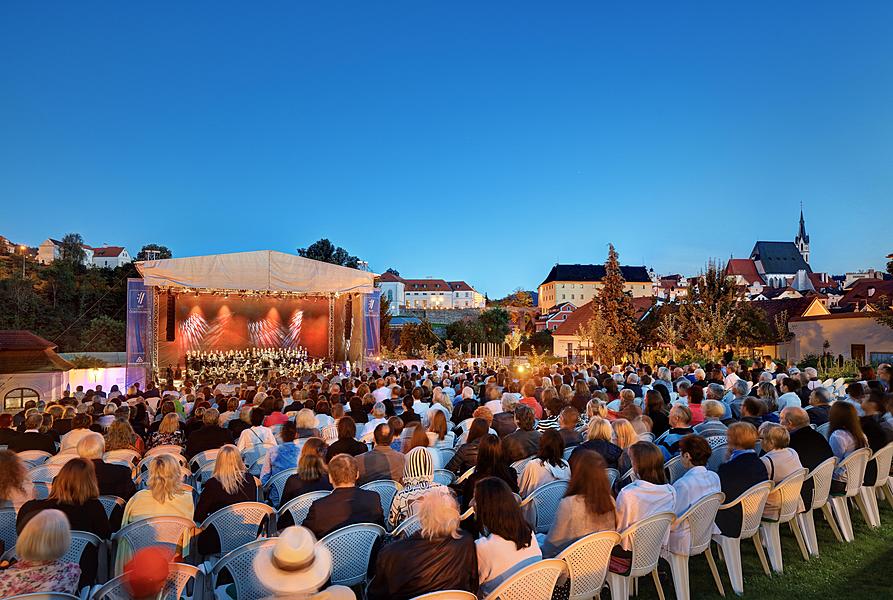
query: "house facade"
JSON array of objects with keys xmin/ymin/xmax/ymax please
[
  {"xmin": 376, "ymin": 273, "xmax": 485, "ymax": 313},
  {"xmin": 91, "ymin": 246, "xmax": 132, "ymax": 269},
  {"xmin": 534, "ymin": 302, "xmax": 577, "ymax": 332},
  {"xmin": 537, "ymin": 264, "xmax": 653, "ymax": 314},
  {"xmin": 37, "ymin": 238, "xmax": 130, "ymax": 268}
]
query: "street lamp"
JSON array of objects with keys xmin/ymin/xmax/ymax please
[{"xmin": 18, "ymin": 245, "xmax": 26, "ymax": 278}]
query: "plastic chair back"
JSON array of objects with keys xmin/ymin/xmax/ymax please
[
  {"xmin": 144, "ymin": 445, "xmax": 185, "ymax": 459},
  {"xmin": 486, "ymin": 558, "xmax": 567, "ymax": 600},
  {"xmin": 0, "ymin": 506, "xmax": 18, "ymax": 559},
  {"xmin": 104, "ymin": 449, "xmax": 141, "ymax": 465},
  {"xmin": 520, "ymin": 480, "xmax": 569, "ymax": 534},
  {"xmin": 94, "ymin": 562, "xmax": 201, "ymax": 600},
  {"xmin": 320, "ymin": 523, "xmax": 386, "ymax": 587},
  {"xmin": 28, "ymin": 464, "xmax": 64, "ymax": 483},
  {"xmin": 433, "ymin": 469, "xmax": 456, "ymax": 486},
  {"xmin": 188, "ymin": 449, "xmax": 220, "ymax": 472},
  {"xmin": 277, "ymin": 490, "xmax": 331, "ymax": 528},
  {"xmin": 455, "ymin": 466, "xmax": 476, "ymax": 484},
  {"xmin": 408, "ymin": 591, "xmax": 477, "ymax": 600},
  {"xmin": 392, "ymin": 514, "xmax": 422, "ymax": 539},
  {"xmin": 111, "ymin": 516, "xmax": 194, "ymax": 574},
  {"xmin": 556, "ymin": 530, "xmax": 620, "ymax": 600},
  {"xmin": 673, "ymin": 492, "xmax": 725, "ymax": 556},
  {"xmin": 211, "ymin": 538, "xmax": 278, "ymax": 600},
  {"xmin": 16, "ymin": 450, "xmax": 52, "ymax": 468},
  {"xmin": 664, "ymin": 455, "xmax": 688, "ymax": 483},
  {"xmin": 706, "ymin": 444, "xmax": 728, "ymax": 472},
  {"xmin": 360, "ymin": 479, "xmax": 400, "ymax": 518},
  {"xmin": 98, "ymin": 495, "xmax": 126, "ymax": 520},
  {"xmin": 198, "ymin": 501, "xmax": 275, "ymax": 554},
  {"xmin": 5, "ymin": 594, "xmax": 80, "ymax": 600},
  {"xmin": 621, "ymin": 511, "xmax": 675, "ymax": 577},
  {"xmin": 868, "ymin": 442, "xmax": 893, "ymax": 488},
  {"xmin": 805, "ymin": 457, "xmax": 836, "ymax": 510},
  {"xmin": 720, "ymin": 481, "xmax": 772, "ymax": 539},
  {"xmin": 839, "ymin": 448, "xmax": 870, "ymax": 497},
  {"xmin": 263, "ymin": 467, "xmax": 297, "ymax": 507},
  {"xmin": 606, "ymin": 468, "xmax": 620, "ymax": 489},
  {"xmin": 771, "ymin": 468, "xmax": 807, "ymax": 523},
  {"xmin": 511, "ymin": 457, "xmax": 534, "ymax": 477}
]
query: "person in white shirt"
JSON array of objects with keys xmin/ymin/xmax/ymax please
[
  {"xmin": 518, "ymin": 430, "xmax": 571, "ymax": 497},
  {"xmin": 759, "ymin": 423, "xmax": 804, "ymax": 519},
  {"xmin": 236, "ymin": 407, "xmax": 277, "ymax": 451},
  {"xmin": 669, "ymin": 435, "xmax": 721, "ymax": 553},
  {"xmin": 372, "ymin": 378, "xmax": 392, "ymax": 404},
  {"xmin": 59, "ymin": 413, "xmax": 94, "ymax": 452},
  {"xmin": 362, "ymin": 402, "xmax": 389, "ymax": 438},
  {"xmin": 483, "ymin": 387, "xmax": 504, "ymax": 415},
  {"xmin": 723, "ymin": 361, "xmax": 741, "ymax": 390},
  {"xmin": 474, "ymin": 477, "xmax": 542, "ymax": 597},
  {"xmin": 615, "ymin": 442, "xmax": 677, "ymax": 554}
]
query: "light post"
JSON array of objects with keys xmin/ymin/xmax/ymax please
[{"xmin": 18, "ymin": 245, "xmax": 26, "ymax": 278}]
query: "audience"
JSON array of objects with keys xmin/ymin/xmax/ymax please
[
  {"xmin": 356, "ymin": 424, "xmax": 405, "ymax": 484},
  {"xmin": 123, "ymin": 454, "xmax": 194, "ymax": 525},
  {"xmin": 389, "ymin": 446, "xmax": 444, "ymax": 528},
  {"xmin": 715, "ymin": 423, "xmax": 768, "ymax": 537},
  {"xmin": 303, "ymin": 454, "xmax": 384, "ymax": 538},
  {"xmin": 0, "ymin": 509, "xmax": 81, "ymax": 596},
  {"xmin": 0, "ymin": 449, "xmax": 35, "ymax": 510},
  {"xmin": 758, "ymin": 423, "xmax": 804, "ymax": 519},
  {"xmin": 518, "ymin": 429, "xmax": 570, "ymax": 497},
  {"xmin": 194, "ymin": 445, "xmax": 258, "ymax": 555},
  {"xmin": 669, "ymin": 435, "xmax": 720, "ymax": 553}
]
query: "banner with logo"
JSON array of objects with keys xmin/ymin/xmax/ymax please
[
  {"xmin": 126, "ymin": 278, "xmax": 152, "ymax": 390},
  {"xmin": 363, "ymin": 291, "xmax": 381, "ymax": 358}
]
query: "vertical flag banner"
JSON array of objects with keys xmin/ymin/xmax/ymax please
[
  {"xmin": 126, "ymin": 278, "xmax": 152, "ymax": 389},
  {"xmin": 363, "ymin": 291, "xmax": 381, "ymax": 358}
]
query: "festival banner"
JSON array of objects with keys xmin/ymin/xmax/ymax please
[
  {"xmin": 126, "ymin": 278, "xmax": 152, "ymax": 389},
  {"xmin": 363, "ymin": 291, "xmax": 381, "ymax": 358}
]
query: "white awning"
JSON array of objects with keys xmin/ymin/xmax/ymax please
[{"xmin": 135, "ymin": 250, "xmax": 375, "ymax": 294}]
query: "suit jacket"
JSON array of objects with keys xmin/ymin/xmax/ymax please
[
  {"xmin": 184, "ymin": 425, "xmax": 234, "ymax": 459},
  {"xmin": 501, "ymin": 429, "xmax": 541, "ymax": 464},
  {"xmin": 716, "ymin": 452, "xmax": 768, "ymax": 537},
  {"xmin": 303, "ymin": 486, "xmax": 384, "ymax": 539},
  {"xmin": 92, "ymin": 459, "xmax": 137, "ymax": 500},
  {"xmin": 9, "ymin": 431, "xmax": 56, "ymax": 454},
  {"xmin": 491, "ymin": 413, "xmax": 517, "ymax": 438},
  {"xmin": 788, "ymin": 426, "xmax": 833, "ymax": 506},
  {"xmin": 0, "ymin": 428, "xmax": 19, "ymax": 446},
  {"xmin": 356, "ymin": 446, "xmax": 405, "ymax": 485}
]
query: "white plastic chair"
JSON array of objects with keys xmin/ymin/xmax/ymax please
[
  {"xmin": 32, "ymin": 481, "xmax": 51, "ymax": 499},
  {"xmin": 262, "ymin": 467, "xmax": 297, "ymax": 507},
  {"xmin": 188, "ymin": 448, "xmax": 220, "ymax": 472},
  {"xmin": 510, "ymin": 457, "xmax": 534, "ymax": 478},
  {"xmin": 103, "ymin": 449, "xmax": 141, "ymax": 465},
  {"xmin": 760, "ymin": 468, "xmax": 807, "ymax": 573},
  {"xmin": 195, "ymin": 501, "xmax": 275, "ymax": 558},
  {"xmin": 16, "ymin": 450, "xmax": 52, "ymax": 468},
  {"xmin": 1, "ymin": 505, "xmax": 20, "ymax": 550},
  {"xmin": 664, "ymin": 455, "xmax": 688, "ymax": 483},
  {"xmin": 607, "ymin": 512, "xmax": 675, "ymax": 600},
  {"xmin": 110, "ymin": 516, "xmax": 195, "ymax": 577},
  {"xmin": 409, "ymin": 591, "xmax": 477, "ymax": 600},
  {"xmin": 816, "ymin": 422, "xmax": 830, "ymax": 440},
  {"xmin": 520, "ymin": 480, "xmax": 569, "ymax": 534},
  {"xmin": 706, "ymin": 444, "xmax": 728, "ymax": 473},
  {"xmin": 192, "ymin": 461, "xmax": 217, "ymax": 492},
  {"xmin": 138, "ymin": 452, "xmax": 188, "ymax": 473},
  {"xmin": 46, "ymin": 452, "xmax": 79, "ymax": 466},
  {"xmin": 455, "ymin": 466, "xmax": 476, "ymax": 484},
  {"xmin": 210, "ymin": 538, "xmax": 278, "ymax": 600},
  {"xmin": 486, "ymin": 558, "xmax": 567, "ymax": 600},
  {"xmin": 438, "ymin": 447, "xmax": 456, "ymax": 467},
  {"xmin": 277, "ymin": 490, "xmax": 331, "ymax": 530},
  {"xmin": 606, "ymin": 468, "xmax": 620, "ymax": 489},
  {"xmin": 433, "ymin": 469, "xmax": 456, "ymax": 486},
  {"xmin": 135, "ymin": 464, "xmax": 192, "ymax": 491},
  {"xmin": 320, "ymin": 523, "xmax": 386, "ymax": 587},
  {"xmin": 93, "ymin": 562, "xmax": 201, "ymax": 600},
  {"xmin": 6, "ymin": 594, "xmax": 80, "ymax": 600},
  {"xmin": 27, "ymin": 463, "xmax": 64, "ymax": 483},
  {"xmin": 98, "ymin": 495, "xmax": 126, "ymax": 521},
  {"xmin": 663, "ymin": 493, "xmax": 725, "ymax": 600},
  {"xmin": 144, "ymin": 444, "xmax": 186, "ymax": 459},
  {"xmin": 556, "ymin": 530, "xmax": 620, "ymax": 600},
  {"xmin": 360, "ymin": 479, "xmax": 401, "ymax": 523},
  {"xmin": 795, "ymin": 457, "xmax": 841, "ymax": 556},
  {"xmin": 392, "ymin": 514, "xmax": 422, "ymax": 539},
  {"xmin": 859, "ymin": 442, "xmax": 893, "ymax": 527},
  {"xmin": 828, "ymin": 447, "xmax": 870, "ymax": 541},
  {"xmin": 562, "ymin": 446, "xmax": 575, "ymax": 461},
  {"xmin": 711, "ymin": 481, "xmax": 772, "ymax": 596}
]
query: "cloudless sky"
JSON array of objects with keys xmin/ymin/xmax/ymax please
[{"xmin": 1, "ymin": 1, "xmax": 891, "ymax": 297}]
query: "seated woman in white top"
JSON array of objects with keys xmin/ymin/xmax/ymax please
[
  {"xmin": 474, "ymin": 477, "xmax": 542, "ymax": 597},
  {"xmin": 236, "ymin": 407, "xmax": 277, "ymax": 452},
  {"xmin": 758, "ymin": 423, "xmax": 804, "ymax": 519},
  {"xmin": 669, "ymin": 435, "xmax": 721, "ymax": 554},
  {"xmin": 827, "ymin": 402, "xmax": 869, "ymax": 495},
  {"xmin": 613, "ymin": 442, "xmax": 677, "ymax": 572},
  {"xmin": 426, "ymin": 410, "xmax": 456, "ymax": 450},
  {"xmin": 518, "ymin": 430, "xmax": 571, "ymax": 497}
]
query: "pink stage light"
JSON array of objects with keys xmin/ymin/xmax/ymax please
[{"xmin": 283, "ymin": 310, "xmax": 303, "ymax": 348}]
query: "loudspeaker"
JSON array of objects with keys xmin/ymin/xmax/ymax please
[{"xmin": 166, "ymin": 294, "xmax": 176, "ymax": 341}]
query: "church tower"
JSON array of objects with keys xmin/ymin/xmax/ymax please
[{"xmin": 795, "ymin": 206, "xmax": 810, "ymax": 264}]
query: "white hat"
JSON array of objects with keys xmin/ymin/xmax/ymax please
[{"xmin": 252, "ymin": 527, "xmax": 333, "ymax": 595}]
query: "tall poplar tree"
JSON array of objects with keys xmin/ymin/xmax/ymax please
[{"xmin": 594, "ymin": 244, "xmax": 639, "ymax": 363}]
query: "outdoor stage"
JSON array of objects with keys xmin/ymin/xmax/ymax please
[{"xmin": 125, "ymin": 250, "xmax": 381, "ymax": 386}]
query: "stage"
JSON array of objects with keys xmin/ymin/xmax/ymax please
[{"xmin": 126, "ymin": 250, "xmax": 381, "ymax": 387}]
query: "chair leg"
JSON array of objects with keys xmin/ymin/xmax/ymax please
[
  {"xmin": 789, "ymin": 518, "xmax": 809, "ymax": 561},
  {"xmin": 820, "ymin": 503, "xmax": 844, "ymax": 543},
  {"xmin": 751, "ymin": 534, "xmax": 771, "ymax": 576},
  {"xmin": 666, "ymin": 552, "xmax": 690, "ymax": 600},
  {"xmin": 705, "ymin": 546, "xmax": 725, "ymax": 598},
  {"xmin": 796, "ymin": 510, "xmax": 818, "ymax": 556},
  {"xmin": 858, "ymin": 488, "xmax": 881, "ymax": 527},
  {"xmin": 607, "ymin": 572, "xmax": 629, "ymax": 600},
  {"xmin": 714, "ymin": 536, "xmax": 743, "ymax": 596},
  {"xmin": 651, "ymin": 569, "xmax": 665, "ymax": 600},
  {"xmin": 829, "ymin": 497, "xmax": 855, "ymax": 542},
  {"xmin": 883, "ymin": 480, "xmax": 893, "ymax": 510},
  {"xmin": 853, "ymin": 490, "xmax": 875, "ymax": 528},
  {"xmin": 760, "ymin": 522, "xmax": 783, "ymax": 574}
]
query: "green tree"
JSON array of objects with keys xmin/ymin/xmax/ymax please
[
  {"xmin": 593, "ymin": 244, "xmax": 639, "ymax": 363},
  {"xmin": 380, "ymin": 294, "xmax": 392, "ymax": 348},
  {"xmin": 297, "ymin": 239, "xmax": 360, "ymax": 268},
  {"xmin": 729, "ymin": 302, "xmax": 773, "ymax": 352},
  {"xmin": 501, "ymin": 288, "xmax": 533, "ymax": 307},
  {"xmin": 398, "ymin": 319, "xmax": 441, "ymax": 357},
  {"xmin": 527, "ymin": 329, "xmax": 553, "ymax": 353},
  {"xmin": 136, "ymin": 244, "xmax": 173, "ymax": 261},
  {"xmin": 656, "ymin": 313, "xmax": 681, "ymax": 360},
  {"xmin": 79, "ymin": 315, "xmax": 126, "ymax": 351},
  {"xmin": 479, "ymin": 307, "xmax": 511, "ymax": 343},
  {"xmin": 679, "ymin": 259, "xmax": 739, "ymax": 355},
  {"xmin": 444, "ymin": 318, "xmax": 486, "ymax": 348},
  {"xmin": 60, "ymin": 233, "xmax": 87, "ymax": 265}
]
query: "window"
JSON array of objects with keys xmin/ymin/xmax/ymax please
[
  {"xmin": 870, "ymin": 352, "xmax": 893, "ymax": 365},
  {"xmin": 4, "ymin": 388, "xmax": 38, "ymax": 411}
]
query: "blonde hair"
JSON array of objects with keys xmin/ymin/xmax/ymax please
[
  {"xmin": 148, "ymin": 454, "xmax": 184, "ymax": 502},
  {"xmin": 17, "ymin": 509, "xmax": 71, "ymax": 562},
  {"xmin": 298, "ymin": 438, "xmax": 327, "ymax": 480},
  {"xmin": 759, "ymin": 423, "xmax": 791, "ymax": 452},
  {"xmin": 77, "ymin": 432, "xmax": 106, "ymax": 459},
  {"xmin": 105, "ymin": 420, "xmax": 137, "ymax": 451},
  {"xmin": 586, "ymin": 399, "xmax": 607, "ymax": 420},
  {"xmin": 587, "ymin": 417, "xmax": 613, "ymax": 442},
  {"xmin": 212, "ymin": 445, "xmax": 247, "ymax": 495},
  {"xmin": 417, "ymin": 489, "xmax": 461, "ymax": 540},
  {"xmin": 159, "ymin": 412, "xmax": 180, "ymax": 435},
  {"xmin": 611, "ymin": 419, "xmax": 637, "ymax": 449},
  {"xmin": 296, "ymin": 409, "xmax": 317, "ymax": 429},
  {"xmin": 727, "ymin": 422, "xmax": 759, "ymax": 450}
]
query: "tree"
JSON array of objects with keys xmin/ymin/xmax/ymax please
[
  {"xmin": 656, "ymin": 313, "xmax": 681, "ymax": 360},
  {"xmin": 444, "ymin": 318, "xmax": 486, "ymax": 348},
  {"xmin": 577, "ymin": 310, "xmax": 620, "ymax": 364},
  {"xmin": 592, "ymin": 244, "xmax": 639, "ymax": 363},
  {"xmin": 379, "ymin": 294, "xmax": 392, "ymax": 348},
  {"xmin": 505, "ymin": 329, "xmax": 524, "ymax": 356},
  {"xmin": 501, "ymin": 288, "xmax": 533, "ymax": 307},
  {"xmin": 479, "ymin": 307, "xmax": 511, "ymax": 343},
  {"xmin": 297, "ymin": 239, "xmax": 360, "ymax": 268},
  {"xmin": 774, "ymin": 309, "xmax": 795, "ymax": 343},
  {"xmin": 79, "ymin": 315, "xmax": 126, "ymax": 351},
  {"xmin": 527, "ymin": 329, "xmax": 553, "ymax": 353},
  {"xmin": 728, "ymin": 302, "xmax": 773, "ymax": 352},
  {"xmin": 679, "ymin": 259, "xmax": 740, "ymax": 355},
  {"xmin": 60, "ymin": 233, "xmax": 86, "ymax": 265},
  {"xmin": 385, "ymin": 267, "xmax": 401, "ymax": 277},
  {"xmin": 398, "ymin": 319, "xmax": 440, "ymax": 357},
  {"xmin": 136, "ymin": 244, "xmax": 173, "ymax": 261}
]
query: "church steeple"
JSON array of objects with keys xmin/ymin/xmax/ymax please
[{"xmin": 795, "ymin": 204, "xmax": 810, "ymax": 264}]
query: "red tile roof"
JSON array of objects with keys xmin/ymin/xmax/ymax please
[
  {"xmin": 377, "ymin": 272, "xmax": 404, "ymax": 283},
  {"xmin": 552, "ymin": 297, "xmax": 654, "ymax": 336},
  {"xmin": 0, "ymin": 330, "xmax": 56, "ymax": 351},
  {"xmin": 839, "ymin": 279, "xmax": 893, "ymax": 309},
  {"xmin": 92, "ymin": 246, "xmax": 126, "ymax": 258},
  {"xmin": 727, "ymin": 259, "xmax": 762, "ymax": 285},
  {"xmin": 403, "ymin": 279, "xmax": 452, "ymax": 292},
  {"xmin": 448, "ymin": 281, "xmax": 474, "ymax": 292},
  {"xmin": 0, "ymin": 331, "xmax": 74, "ymax": 373}
]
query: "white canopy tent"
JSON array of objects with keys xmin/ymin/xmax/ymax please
[{"xmin": 135, "ymin": 250, "xmax": 376, "ymax": 294}]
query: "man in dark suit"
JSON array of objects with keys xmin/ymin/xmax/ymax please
[
  {"xmin": 8, "ymin": 413, "xmax": 57, "ymax": 454},
  {"xmin": 303, "ymin": 453, "xmax": 384, "ymax": 539},
  {"xmin": 0, "ymin": 413, "xmax": 20, "ymax": 446},
  {"xmin": 492, "ymin": 397, "xmax": 518, "ymax": 438},
  {"xmin": 715, "ymin": 422, "xmax": 768, "ymax": 537},
  {"xmin": 76, "ymin": 432, "xmax": 136, "ymax": 500},
  {"xmin": 780, "ymin": 407, "xmax": 834, "ymax": 507},
  {"xmin": 501, "ymin": 405, "xmax": 541, "ymax": 463},
  {"xmin": 184, "ymin": 409, "xmax": 234, "ymax": 459}
]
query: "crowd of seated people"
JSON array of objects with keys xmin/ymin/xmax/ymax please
[{"xmin": 0, "ymin": 358, "xmax": 890, "ymax": 598}]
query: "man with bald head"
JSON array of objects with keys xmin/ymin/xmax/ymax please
[{"xmin": 780, "ymin": 407, "xmax": 833, "ymax": 506}]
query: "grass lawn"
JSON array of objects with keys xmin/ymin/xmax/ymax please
[{"xmin": 619, "ymin": 499, "xmax": 893, "ymax": 599}]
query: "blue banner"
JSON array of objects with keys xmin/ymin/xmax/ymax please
[
  {"xmin": 363, "ymin": 291, "xmax": 381, "ymax": 358},
  {"xmin": 126, "ymin": 278, "xmax": 152, "ymax": 389}
]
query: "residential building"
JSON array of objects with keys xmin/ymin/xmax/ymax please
[
  {"xmin": 38, "ymin": 238, "xmax": 94, "ymax": 266},
  {"xmin": 375, "ymin": 273, "xmax": 485, "ymax": 313},
  {"xmin": 842, "ymin": 269, "xmax": 891, "ymax": 289},
  {"xmin": 534, "ymin": 302, "xmax": 577, "ymax": 332},
  {"xmin": 550, "ymin": 297, "xmax": 655, "ymax": 359},
  {"xmin": 652, "ymin": 274, "xmax": 688, "ymax": 301},
  {"xmin": 537, "ymin": 264, "xmax": 653, "ymax": 314},
  {"xmin": 91, "ymin": 245, "xmax": 132, "ymax": 269},
  {"xmin": 37, "ymin": 238, "xmax": 130, "ymax": 268}
]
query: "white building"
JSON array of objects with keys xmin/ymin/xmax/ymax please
[
  {"xmin": 91, "ymin": 246, "xmax": 132, "ymax": 269},
  {"xmin": 376, "ymin": 272, "xmax": 485, "ymax": 313},
  {"xmin": 37, "ymin": 238, "xmax": 130, "ymax": 268},
  {"xmin": 38, "ymin": 238, "xmax": 94, "ymax": 266}
]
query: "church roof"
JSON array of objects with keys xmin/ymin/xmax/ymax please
[{"xmin": 750, "ymin": 242, "xmax": 811, "ymax": 275}]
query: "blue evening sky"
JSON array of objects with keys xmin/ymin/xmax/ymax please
[{"xmin": 1, "ymin": 2, "xmax": 891, "ymax": 297}]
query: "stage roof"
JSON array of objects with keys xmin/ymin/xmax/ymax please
[{"xmin": 135, "ymin": 250, "xmax": 376, "ymax": 294}]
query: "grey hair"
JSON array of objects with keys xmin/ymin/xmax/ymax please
[
  {"xmin": 810, "ymin": 387, "xmax": 831, "ymax": 405},
  {"xmin": 733, "ymin": 379, "xmax": 750, "ymax": 396},
  {"xmin": 707, "ymin": 383, "xmax": 725, "ymax": 399}
]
